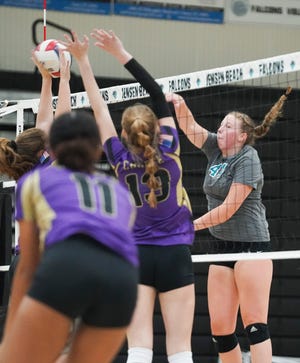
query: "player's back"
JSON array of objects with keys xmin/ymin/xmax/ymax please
[{"xmin": 16, "ymin": 165, "xmax": 138, "ymax": 265}]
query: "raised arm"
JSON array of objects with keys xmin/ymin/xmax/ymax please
[
  {"xmin": 32, "ymin": 49, "xmax": 72, "ymax": 135},
  {"xmin": 32, "ymin": 51, "xmax": 53, "ymax": 133},
  {"xmin": 166, "ymin": 93, "xmax": 208, "ymax": 149},
  {"xmin": 91, "ymin": 29, "xmax": 174, "ymax": 128},
  {"xmin": 62, "ymin": 31, "xmax": 117, "ymax": 144},
  {"xmin": 54, "ymin": 48, "xmax": 71, "ymax": 119}
]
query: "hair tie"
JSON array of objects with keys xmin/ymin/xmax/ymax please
[{"xmin": 8, "ymin": 140, "xmax": 18, "ymax": 152}]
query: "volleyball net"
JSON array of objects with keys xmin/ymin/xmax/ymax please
[
  {"xmin": 1, "ymin": 50, "xmax": 300, "ymax": 131},
  {"xmin": 1, "ymin": 50, "xmax": 300, "ymax": 264}
]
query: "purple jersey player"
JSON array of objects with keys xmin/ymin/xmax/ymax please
[
  {"xmin": 0, "ymin": 49, "xmax": 71, "ymax": 182},
  {"xmin": 62, "ymin": 30, "xmax": 196, "ymax": 363},
  {"xmin": 4, "ymin": 51, "xmax": 71, "ymax": 263},
  {"xmin": 105, "ymin": 126, "xmax": 193, "ymax": 246},
  {"xmin": 1, "ymin": 110, "xmax": 138, "ymax": 363},
  {"xmin": 15, "ymin": 166, "xmax": 137, "ymax": 266}
]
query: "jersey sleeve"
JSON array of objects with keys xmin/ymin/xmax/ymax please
[
  {"xmin": 15, "ymin": 172, "xmax": 38, "ymax": 221},
  {"xmin": 103, "ymin": 136, "xmax": 127, "ymax": 168},
  {"xmin": 159, "ymin": 125, "xmax": 180, "ymax": 156},
  {"xmin": 201, "ymin": 132, "xmax": 219, "ymax": 162},
  {"xmin": 233, "ymin": 149, "xmax": 262, "ymax": 189}
]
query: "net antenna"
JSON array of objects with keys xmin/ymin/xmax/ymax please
[{"xmin": 43, "ymin": 0, "xmax": 47, "ymax": 41}]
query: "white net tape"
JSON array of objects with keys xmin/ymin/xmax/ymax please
[{"xmin": 192, "ymin": 250, "xmax": 300, "ymax": 263}]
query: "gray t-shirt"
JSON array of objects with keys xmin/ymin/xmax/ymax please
[{"xmin": 201, "ymin": 132, "xmax": 270, "ymax": 242}]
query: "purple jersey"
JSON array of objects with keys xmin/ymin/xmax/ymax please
[
  {"xmin": 14, "ymin": 154, "xmax": 52, "ymax": 255},
  {"xmin": 104, "ymin": 125, "xmax": 194, "ymax": 246},
  {"xmin": 15, "ymin": 166, "xmax": 138, "ymax": 266}
]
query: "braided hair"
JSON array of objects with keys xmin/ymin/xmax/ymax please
[{"xmin": 121, "ymin": 103, "xmax": 161, "ymax": 208}]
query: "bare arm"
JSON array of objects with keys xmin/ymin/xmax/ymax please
[
  {"xmin": 54, "ymin": 49, "xmax": 71, "ymax": 119},
  {"xmin": 62, "ymin": 31, "xmax": 117, "ymax": 144},
  {"xmin": 32, "ymin": 51, "xmax": 53, "ymax": 133},
  {"xmin": 166, "ymin": 93, "xmax": 208, "ymax": 149},
  {"xmin": 91, "ymin": 29, "xmax": 175, "ymax": 129},
  {"xmin": 3, "ymin": 220, "xmax": 40, "ymax": 336},
  {"xmin": 193, "ymin": 183, "xmax": 252, "ymax": 231}
]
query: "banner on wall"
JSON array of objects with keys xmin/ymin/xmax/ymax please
[
  {"xmin": 0, "ymin": 0, "xmax": 111, "ymax": 15},
  {"xmin": 0, "ymin": 0, "xmax": 224, "ymax": 23},
  {"xmin": 114, "ymin": 0, "xmax": 224, "ymax": 23},
  {"xmin": 226, "ymin": 0, "xmax": 300, "ymax": 26}
]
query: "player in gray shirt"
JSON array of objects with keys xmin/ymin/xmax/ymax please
[
  {"xmin": 167, "ymin": 87, "xmax": 291, "ymax": 363},
  {"xmin": 202, "ymin": 132, "xmax": 269, "ymax": 243}
]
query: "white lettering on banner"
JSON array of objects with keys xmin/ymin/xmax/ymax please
[
  {"xmin": 168, "ymin": 77, "xmax": 191, "ymax": 92},
  {"xmin": 258, "ymin": 61, "xmax": 284, "ymax": 76},
  {"xmin": 206, "ymin": 68, "xmax": 243, "ymax": 86}
]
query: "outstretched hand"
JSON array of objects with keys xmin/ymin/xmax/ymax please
[
  {"xmin": 61, "ymin": 31, "xmax": 89, "ymax": 62},
  {"xmin": 91, "ymin": 28, "xmax": 131, "ymax": 64},
  {"xmin": 91, "ymin": 29, "xmax": 123, "ymax": 56},
  {"xmin": 31, "ymin": 50, "xmax": 51, "ymax": 79}
]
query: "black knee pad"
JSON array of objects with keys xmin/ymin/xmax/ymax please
[
  {"xmin": 212, "ymin": 333, "xmax": 239, "ymax": 353},
  {"xmin": 245, "ymin": 323, "xmax": 270, "ymax": 345}
]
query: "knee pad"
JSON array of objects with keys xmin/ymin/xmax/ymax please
[
  {"xmin": 127, "ymin": 347, "xmax": 153, "ymax": 363},
  {"xmin": 212, "ymin": 333, "xmax": 238, "ymax": 353},
  {"xmin": 245, "ymin": 323, "xmax": 270, "ymax": 345},
  {"xmin": 168, "ymin": 351, "xmax": 193, "ymax": 363}
]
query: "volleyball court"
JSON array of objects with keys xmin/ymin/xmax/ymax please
[{"xmin": 0, "ymin": 50, "xmax": 300, "ymax": 362}]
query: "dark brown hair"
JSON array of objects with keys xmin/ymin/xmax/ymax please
[
  {"xmin": 0, "ymin": 128, "xmax": 47, "ymax": 180},
  {"xmin": 49, "ymin": 110, "xmax": 101, "ymax": 173}
]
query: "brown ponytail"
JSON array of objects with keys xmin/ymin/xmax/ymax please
[
  {"xmin": 232, "ymin": 87, "xmax": 292, "ymax": 145},
  {"xmin": 254, "ymin": 86, "xmax": 292, "ymax": 140}
]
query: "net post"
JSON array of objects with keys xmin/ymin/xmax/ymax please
[{"xmin": 16, "ymin": 107, "xmax": 24, "ymax": 136}]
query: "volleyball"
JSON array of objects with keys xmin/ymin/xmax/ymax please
[{"xmin": 34, "ymin": 39, "xmax": 71, "ymax": 78}]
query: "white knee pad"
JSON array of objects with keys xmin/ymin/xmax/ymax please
[
  {"xmin": 168, "ymin": 351, "xmax": 193, "ymax": 363},
  {"xmin": 127, "ymin": 347, "xmax": 153, "ymax": 363}
]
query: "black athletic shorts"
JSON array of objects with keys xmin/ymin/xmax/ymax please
[
  {"xmin": 138, "ymin": 244, "xmax": 194, "ymax": 292},
  {"xmin": 28, "ymin": 234, "xmax": 138, "ymax": 327},
  {"xmin": 209, "ymin": 239, "xmax": 272, "ymax": 269}
]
